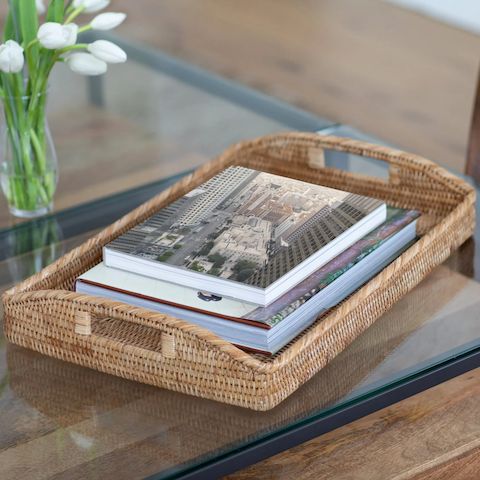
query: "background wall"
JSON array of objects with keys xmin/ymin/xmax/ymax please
[{"xmin": 388, "ymin": 0, "xmax": 480, "ymax": 35}]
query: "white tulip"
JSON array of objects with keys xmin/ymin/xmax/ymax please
[
  {"xmin": 66, "ymin": 52, "xmax": 107, "ymax": 75},
  {"xmin": 0, "ymin": 40, "xmax": 24, "ymax": 73},
  {"xmin": 90, "ymin": 12, "xmax": 126, "ymax": 31},
  {"xmin": 87, "ymin": 40, "xmax": 127, "ymax": 63},
  {"xmin": 37, "ymin": 23, "xmax": 78, "ymax": 49},
  {"xmin": 63, "ymin": 24, "xmax": 79, "ymax": 47},
  {"xmin": 36, "ymin": 0, "xmax": 46, "ymax": 15},
  {"xmin": 73, "ymin": 0, "xmax": 110, "ymax": 13}
]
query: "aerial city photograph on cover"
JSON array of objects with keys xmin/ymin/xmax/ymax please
[{"xmin": 108, "ymin": 167, "xmax": 382, "ymax": 288}]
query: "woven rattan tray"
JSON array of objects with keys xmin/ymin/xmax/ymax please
[{"xmin": 2, "ymin": 134, "xmax": 476, "ymax": 411}]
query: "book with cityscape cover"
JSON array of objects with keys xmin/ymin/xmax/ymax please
[
  {"xmin": 104, "ymin": 166, "xmax": 386, "ymax": 305},
  {"xmin": 80, "ymin": 208, "xmax": 419, "ymax": 354}
]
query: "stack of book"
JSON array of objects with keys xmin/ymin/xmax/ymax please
[{"xmin": 76, "ymin": 166, "xmax": 419, "ymax": 355}]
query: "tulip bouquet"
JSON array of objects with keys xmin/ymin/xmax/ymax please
[{"xmin": 0, "ymin": 0, "xmax": 127, "ymax": 217}]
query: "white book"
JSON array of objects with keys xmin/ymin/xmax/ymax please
[
  {"xmin": 103, "ymin": 167, "xmax": 386, "ymax": 306},
  {"xmin": 80, "ymin": 208, "xmax": 418, "ymax": 354}
]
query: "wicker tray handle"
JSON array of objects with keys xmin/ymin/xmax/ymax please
[
  {"xmin": 216, "ymin": 134, "xmax": 473, "ymax": 226},
  {"xmin": 220, "ymin": 134, "xmax": 454, "ymax": 184},
  {"xmin": 73, "ymin": 309, "xmax": 177, "ymax": 359}
]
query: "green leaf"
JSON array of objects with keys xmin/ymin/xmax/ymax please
[
  {"xmin": 3, "ymin": 11, "xmax": 16, "ymax": 42},
  {"xmin": 17, "ymin": 0, "xmax": 38, "ymax": 45},
  {"xmin": 47, "ymin": 0, "xmax": 65, "ymax": 23},
  {"xmin": 17, "ymin": 0, "xmax": 39, "ymax": 79},
  {"xmin": 5, "ymin": 1, "xmax": 21, "ymax": 43}
]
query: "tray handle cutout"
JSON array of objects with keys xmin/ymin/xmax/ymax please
[{"xmin": 74, "ymin": 310, "xmax": 176, "ymax": 359}]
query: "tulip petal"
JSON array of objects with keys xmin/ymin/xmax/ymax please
[
  {"xmin": 38, "ymin": 22, "xmax": 78, "ymax": 49},
  {"xmin": 73, "ymin": 0, "xmax": 110, "ymax": 13},
  {"xmin": 87, "ymin": 40, "xmax": 127, "ymax": 63},
  {"xmin": 36, "ymin": 0, "xmax": 46, "ymax": 15},
  {"xmin": 66, "ymin": 52, "xmax": 107, "ymax": 75},
  {"xmin": 90, "ymin": 12, "xmax": 126, "ymax": 31},
  {"xmin": 0, "ymin": 40, "xmax": 25, "ymax": 73}
]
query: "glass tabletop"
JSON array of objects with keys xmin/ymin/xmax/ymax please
[
  {"xmin": 0, "ymin": 31, "xmax": 331, "ymax": 231},
  {"xmin": 0, "ymin": 36, "xmax": 479, "ymax": 480}
]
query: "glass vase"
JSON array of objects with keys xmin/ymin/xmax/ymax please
[{"xmin": 0, "ymin": 92, "xmax": 58, "ymax": 218}]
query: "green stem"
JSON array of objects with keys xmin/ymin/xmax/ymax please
[
  {"xmin": 58, "ymin": 43, "xmax": 88, "ymax": 54},
  {"xmin": 78, "ymin": 24, "xmax": 92, "ymax": 34},
  {"xmin": 0, "ymin": 6, "xmax": 63, "ymax": 214},
  {"xmin": 1, "ymin": 78, "xmax": 55, "ymax": 212},
  {"xmin": 25, "ymin": 38, "xmax": 39, "ymax": 50},
  {"xmin": 64, "ymin": 6, "xmax": 84, "ymax": 24},
  {"xmin": 30, "ymin": 127, "xmax": 46, "ymax": 173}
]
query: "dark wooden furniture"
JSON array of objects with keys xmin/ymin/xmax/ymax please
[{"xmin": 467, "ymin": 66, "xmax": 480, "ymax": 182}]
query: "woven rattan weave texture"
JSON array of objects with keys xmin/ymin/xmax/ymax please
[{"xmin": 2, "ymin": 134, "xmax": 476, "ymax": 410}]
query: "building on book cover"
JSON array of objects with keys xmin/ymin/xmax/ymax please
[{"xmin": 107, "ymin": 167, "xmax": 383, "ymax": 288}]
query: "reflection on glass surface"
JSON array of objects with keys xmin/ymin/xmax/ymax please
[{"xmin": 2, "ymin": 218, "xmax": 64, "ymax": 284}]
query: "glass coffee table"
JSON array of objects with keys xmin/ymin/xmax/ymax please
[{"xmin": 0, "ymin": 34, "xmax": 479, "ymax": 480}]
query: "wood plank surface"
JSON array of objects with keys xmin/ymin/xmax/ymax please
[
  {"xmin": 226, "ymin": 368, "xmax": 480, "ymax": 480},
  {"xmin": 116, "ymin": 0, "xmax": 480, "ymax": 173},
  {"xmin": 412, "ymin": 446, "xmax": 480, "ymax": 480}
]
